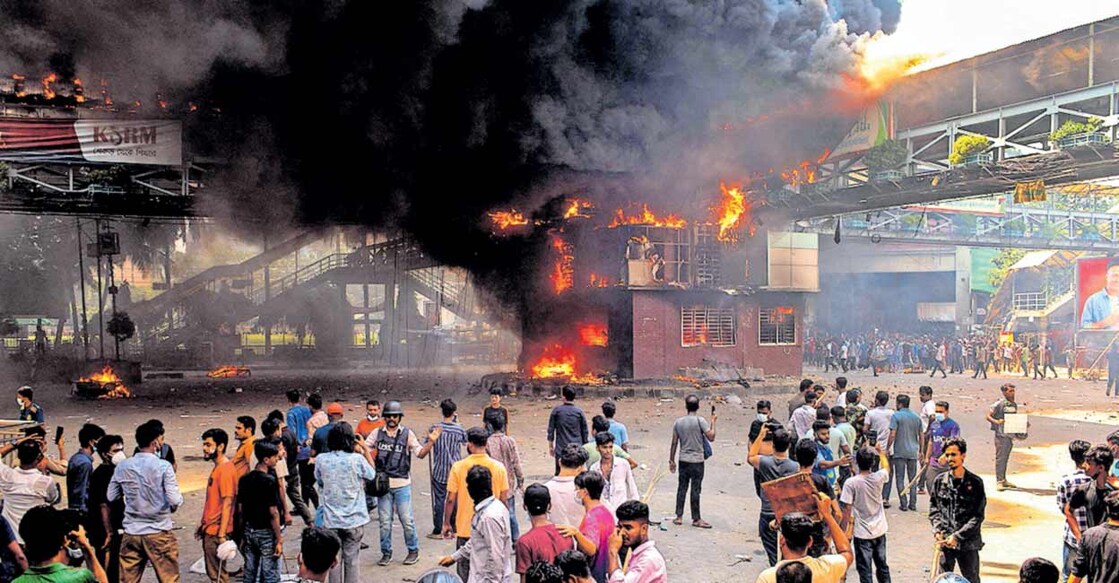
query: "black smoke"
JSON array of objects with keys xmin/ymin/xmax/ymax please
[{"xmin": 0, "ymin": 0, "xmax": 902, "ymax": 326}]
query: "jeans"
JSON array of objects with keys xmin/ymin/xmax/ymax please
[
  {"xmin": 994, "ymin": 435, "xmax": 1014, "ymax": 483},
  {"xmin": 892, "ymin": 457, "xmax": 918, "ymax": 509},
  {"xmin": 328, "ymin": 526, "xmax": 363, "ymax": 583},
  {"xmin": 759, "ymin": 513, "xmax": 778, "ymax": 566},
  {"xmin": 939, "ymin": 547, "xmax": 981, "ymax": 583},
  {"xmin": 675, "ymin": 461, "xmax": 704, "ymax": 521},
  {"xmin": 378, "ymin": 484, "xmax": 419, "ymax": 555},
  {"xmin": 854, "ymin": 535, "xmax": 891, "ymax": 583},
  {"xmin": 506, "ymin": 495, "xmax": 520, "ymax": 542},
  {"xmin": 286, "ymin": 467, "xmax": 314, "ymax": 525},
  {"xmin": 456, "ymin": 537, "xmax": 471, "ymax": 582},
  {"xmin": 242, "ymin": 527, "xmax": 279, "ymax": 583},
  {"xmin": 1062, "ymin": 541, "xmax": 1077, "ymax": 583},
  {"xmin": 431, "ymin": 480, "xmax": 448, "ymax": 534}
]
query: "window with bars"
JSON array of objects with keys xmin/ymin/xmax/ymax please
[
  {"xmin": 681, "ymin": 306, "xmax": 736, "ymax": 347},
  {"xmin": 758, "ymin": 307, "xmax": 797, "ymax": 345}
]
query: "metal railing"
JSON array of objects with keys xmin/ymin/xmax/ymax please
[{"xmin": 1013, "ymin": 292, "xmax": 1047, "ymax": 311}]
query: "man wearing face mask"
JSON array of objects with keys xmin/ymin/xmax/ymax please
[
  {"xmin": 196, "ymin": 429, "xmax": 235, "ymax": 583},
  {"xmin": 355, "ymin": 400, "xmax": 383, "ymax": 440},
  {"xmin": 67, "ymin": 424, "xmax": 106, "ymax": 524},
  {"xmin": 87, "ymin": 435, "xmax": 125, "ymax": 583},
  {"xmin": 923, "ymin": 402, "xmax": 960, "ymax": 489},
  {"xmin": 748, "ymin": 401, "xmax": 773, "ymax": 497}
]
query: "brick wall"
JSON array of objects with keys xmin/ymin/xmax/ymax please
[{"xmin": 629, "ymin": 290, "xmax": 803, "ymax": 379}]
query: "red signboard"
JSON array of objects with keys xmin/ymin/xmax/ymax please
[{"xmin": 0, "ymin": 117, "xmax": 182, "ymax": 166}]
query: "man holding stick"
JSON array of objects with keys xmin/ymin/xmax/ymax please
[
  {"xmin": 754, "ymin": 496, "xmax": 854, "ymax": 583},
  {"xmin": 928, "ymin": 437, "xmax": 986, "ymax": 583}
]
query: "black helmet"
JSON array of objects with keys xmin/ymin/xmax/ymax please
[{"xmin": 382, "ymin": 401, "xmax": 404, "ymax": 416}]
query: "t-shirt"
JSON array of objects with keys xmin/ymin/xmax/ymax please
[
  {"xmin": 580, "ymin": 505, "xmax": 615, "ymax": 583},
  {"xmin": 1069, "ymin": 482, "xmax": 1114, "ymax": 530},
  {"xmin": 237, "ymin": 470, "xmax": 281, "ymax": 530},
  {"xmin": 834, "ymin": 422, "xmax": 856, "ymax": 453},
  {"xmin": 12, "ymin": 563, "xmax": 96, "ymax": 583},
  {"xmin": 926, "ymin": 418, "xmax": 961, "ymax": 468},
  {"xmin": 355, "ymin": 416, "xmax": 384, "ymax": 439},
  {"xmin": 813, "ymin": 441, "xmax": 837, "ymax": 487},
  {"xmin": 989, "ymin": 399, "xmax": 1020, "ymax": 437},
  {"xmin": 201, "ymin": 461, "xmax": 236, "ymax": 536},
  {"xmin": 608, "ymin": 419, "xmax": 629, "ymax": 447},
  {"xmin": 840, "ymin": 469, "xmax": 889, "ymax": 540},
  {"xmin": 483, "ymin": 406, "xmax": 509, "ymax": 434},
  {"xmin": 1072, "ymin": 522, "xmax": 1119, "ymax": 583},
  {"xmin": 545, "ymin": 476, "xmax": 585, "ymax": 527},
  {"xmin": 754, "ymin": 555, "xmax": 848, "ymax": 583},
  {"xmin": 446, "ymin": 454, "xmax": 508, "ymax": 538},
  {"xmin": 515, "ymin": 524, "xmax": 573, "ymax": 575},
  {"xmin": 826, "ymin": 427, "xmax": 848, "ymax": 461},
  {"xmin": 920, "ymin": 399, "xmax": 936, "ymax": 433},
  {"xmin": 231, "ymin": 437, "xmax": 255, "ymax": 481},
  {"xmin": 756, "ymin": 455, "xmax": 799, "ymax": 516},
  {"xmin": 672, "ymin": 415, "xmax": 710, "ymax": 464},
  {"xmin": 311, "ymin": 423, "xmax": 334, "ymax": 456},
  {"xmin": 864, "ymin": 407, "xmax": 893, "ymax": 450},
  {"xmin": 888, "ymin": 409, "xmax": 922, "ymax": 459},
  {"xmin": 86, "ymin": 464, "xmax": 123, "ymax": 543}
]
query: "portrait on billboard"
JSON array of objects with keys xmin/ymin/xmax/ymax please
[{"xmin": 1079, "ymin": 257, "xmax": 1119, "ymax": 331}]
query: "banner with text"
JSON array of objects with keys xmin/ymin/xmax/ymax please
[{"xmin": 0, "ymin": 118, "xmax": 182, "ymax": 166}]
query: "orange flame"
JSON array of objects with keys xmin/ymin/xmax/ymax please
[
  {"xmin": 563, "ymin": 198, "xmax": 594, "ymax": 219},
  {"xmin": 489, "ymin": 210, "xmax": 530, "ymax": 231},
  {"xmin": 41, "ymin": 73, "xmax": 57, "ymax": 100},
  {"xmin": 529, "ymin": 344, "xmax": 602, "ymax": 384},
  {"xmin": 578, "ymin": 323, "xmax": 608, "ymax": 347},
  {"xmin": 778, "ymin": 148, "xmax": 831, "ymax": 188},
  {"xmin": 207, "ymin": 365, "xmax": 250, "ymax": 378},
  {"xmin": 608, "ymin": 204, "xmax": 687, "ymax": 229},
  {"xmin": 588, "ymin": 273, "xmax": 610, "ymax": 288},
  {"xmin": 77, "ymin": 365, "xmax": 132, "ymax": 399},
  {"xmin": 73, "ymin": 77, "xmax": 84, "ymax": 103},
  {"xmin": 549, "ymin": 232, "xmax": 574, "ymax": 294},
  {"xmin": 711, "ymin": 182, "xmax": 752, "ymax": 242}
]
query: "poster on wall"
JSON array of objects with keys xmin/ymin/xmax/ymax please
[{"xmin": 1076, "ymin": 256, "xmax": 1119, "ymax": 347}]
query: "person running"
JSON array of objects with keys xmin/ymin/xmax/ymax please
[
  {"xmin": 363, "ymin": 401, "xmax": 427, "ymax": 567},
  {"xmin": 928, "ymin": 437, "xmax": 986, "ymax": 583},
  {"xmin": 668, "ymin": 394, "xmax": 716, "ymax": 529},
  {"xmin": 548, "ymin": 386, "xmax": 588, "ymax": 476},
  {"xmin": 515, "ymin": 485, "xmax": 571, "ymax": 583},
  {"xmin": 108, "ymin": 422, "xmax": 182, "ymax": 583},
  {"xmin": 605, "ymin": 501, "xmax": 667, "ymax": 583},
  {"xmin": 423, "ymin": 399, "xmax": 466, "ymax": 540},
  {"xmin": 196, "ymin": 429, "xmax": 235, "ymax": 583},
  {"xmin": 438, "ymin": 466, "xmax": 514, "ymax": 583},
  {"xmin": 314, "ymin": 423, "xmax": 375, "ymax": 583},
  {"xmin": 840, "ymin": 447, "xmax": 892, "ymax": 583},
  {"xmin": 749, "ymin": 425, "xmax": 799, "ymax": 566}
]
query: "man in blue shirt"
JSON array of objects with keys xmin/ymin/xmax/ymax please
[
  {"xmin": 422, "ymin": 399, "xmax": 466, "ymax": 539},
  {"xmin": 602, "ymin": 401, "xmax": 629, "ymax": 452},
  {"xmin": 15, "ymin": 388, "xmax": 42, "ymax": 424},
  {"xmin": 1081, "ymin": 257, "xmax": 1119, "ymax": 329},
  {"xmin": 887, "ymin": 394, "xmax": 923, "ymax": 511},
  {"xmin": 67, "ymin": 424, "xmax": 105, "ymax": 524},
  {"xmin": 108, "ymin": 420, "xmax": 182, "ymax": 583},
  {"xmin": 315, "ymin": 423, "xmax": 375, "ymax": 583}
]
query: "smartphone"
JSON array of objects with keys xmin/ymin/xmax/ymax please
[
  {"xmin": 710, "ymin": 405, "xmax": 716, "ymax": 416},
  {"xmin": 54, "ymin": 426, "xmax": 64, "ymax": 445}
]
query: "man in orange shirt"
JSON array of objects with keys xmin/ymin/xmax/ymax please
[
  {"xmin": 196, "ymin": 428, "xmax": 236, "ymax": 583},
  {"xmin": 355, "ymin": 400, "xmax": 383, "ymax": 440},
  {"xmin": 442, "ymin": 426, "xmax": 510, "ymax": 582},
  {"xmin": 231, "ymin": 416, "xmax": 257, "ymax": 481}
]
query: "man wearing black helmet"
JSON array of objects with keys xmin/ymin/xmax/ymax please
[{"xmin": 363, "ymin": 401, "xmax": 436, "ymax": 567}]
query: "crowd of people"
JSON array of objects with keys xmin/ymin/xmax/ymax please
[
  {"xmin": 0, "ymin": 376, "xmax": 1113, "ymax": 583},
  {"xmin": 804, "ymin": 332, "xmax": 1068, "ymax": 381}
]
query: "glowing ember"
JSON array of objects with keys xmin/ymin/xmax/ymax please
[
  {"xmin": 489, "ymin": 210, "xmax": 530, "ymax": 231},
  {"xmin": 608, "ymin": 204, "xmax": 687, "ymax": 229},
  {"xmin": 77, "ymin": 365, "xmax": 132, "ymax": 399},
  {"xmin": 41, "ymin": 73, "xmax": 57, "ymax": 100},
  {"xmin": 208, "ymin": 365, "xmax": 251, "ymax": 378},
  {"xmin": 579, "ymin": 323, "xmax": 608, "ymax": 347},
  {"xmin": 779, "ymin": 148, "xmax": 831, "ymax": 188},
  {"xmin": 549, "ymin": 232, "xmax": 574, "ymax": 294},
  {"xmin": 711, "ymin": 182, "xmax": 752, "ymax": 242},
  {"xmin": 563, "ymin": 198, "xmax": 594, "ymax": 219},
  {"xmin": 588, "ymin": 273, "xmax": 610, "ymax": 288}
]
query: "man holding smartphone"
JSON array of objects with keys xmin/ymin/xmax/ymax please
[
  {"xmin": 668, "ymin": 395, "xmax": 716, "ymax": 529},
  {"xmin": 15, "ymin": 505, "xmax": 108, "ymax": 583}
]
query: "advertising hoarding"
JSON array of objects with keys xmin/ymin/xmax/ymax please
[{"xmin": 0, "ymin": 118, "xmax": 182, "ymax": 166}]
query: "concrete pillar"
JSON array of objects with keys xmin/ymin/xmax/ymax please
[{"xmin": 954, "ymin": 247, "xmax": 973, "ymax": 331}]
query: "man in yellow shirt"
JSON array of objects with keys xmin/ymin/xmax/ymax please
[
  {"xmin": 754, "ymin": 494, "xmax": 854, "ymax": 583},
  {"xmin": 441, "ymin": 427, "xmax": 510, "ymax": 583}
]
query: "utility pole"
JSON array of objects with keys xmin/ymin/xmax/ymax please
[
  {"xmin": 95, "ymin": 219, "xmax": 104, "ymax": 360},
  {"xmin": 75, "ymin": 218, "xmax": 89, "ymax": 360},
  {"xmin": 108, "ymin": 251, "xmax": 119, "ymax": 361}
]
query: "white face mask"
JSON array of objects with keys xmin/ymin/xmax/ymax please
[
  {"xmin": 15, "ymin": 399, "xmax": 23, "ymax": 408},
  {"xmin": 111, "ymin": 451, "xmax": 126, "ymax": 465},
  {"xmin": 756, "ymin": 413, "xmax": 768, "ymax": 423}
]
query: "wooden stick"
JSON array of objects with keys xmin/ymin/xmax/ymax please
[
  {"xmin": 929, "ymin": 543, "xmax": 942, "ymax": 583},
  {"xmin": 898, "ymin": 463, "xmax": 929, "ymax": 498},
  {"xmin": 623, "ymin": 462, "xmax": 669, "ymax": 572}
]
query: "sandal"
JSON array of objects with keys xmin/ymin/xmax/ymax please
[
  {"xmin": 672, "ymin": 517, "xmax": 683, "ymax": 526},
  {"xmin": 692, "ymin": 520, "xmax": 712, "ymax": 529}
]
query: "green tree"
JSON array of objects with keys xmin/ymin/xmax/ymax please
[
  {"xmin": 1050, "ymin": 117, "xmax": 1104, "ymax": 141},
  {"xmin": 949, "ymin": 135, "xmax": 991, "ymax": 165},
  {"xmin": 988, "ymin": 248, "xmax": 1027, "ymax": 290}
]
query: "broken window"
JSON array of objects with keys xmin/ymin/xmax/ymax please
[
  {"xmin": 759, "ymin": 306, "xmax": 796, "ymax": 345},
  {"xmin": 681, "ymin": 306, "xmax": 736, "ymax": 347}
]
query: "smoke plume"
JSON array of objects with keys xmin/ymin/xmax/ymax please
[{"xmin": 0, "ymin": 0, "xmax": 903, "ymax": 326}]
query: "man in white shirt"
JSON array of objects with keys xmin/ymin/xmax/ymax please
[
  {"xmin": 439, "ymin": 465, "xmax": 513, "ymax": 583},
  {"xmin": 590, "ymin": 432, "xmax": 638, "ymax": 511},
  {"xmin": 916, "ymin": 386, "xmax": 936, "ymax": 495},
  {"xmin": 789, "ymin": 391, "xmax": 819, "ymax": 440},
  {"xmin": 0, "ymin": 441, "xmax": 61, "ymax": 544},
  {"xmin": 840, "ymin": 447, "xmax": 892, "ymax": 583},
  {"xmin": 545, "ymin": 445, "xmax": 589, "ymax": 527}
]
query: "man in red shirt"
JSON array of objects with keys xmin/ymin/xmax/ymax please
[
  {"xmin": 515, "ymin": 484, "xmax": 572, "ymax": 583},
  {"xmin": 355, "ymin": 400, "xmax": 383, "ymax": 440}
]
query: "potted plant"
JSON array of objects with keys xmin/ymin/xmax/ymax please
[
  {"xmin": 865, "ymin": 140, "xmax": 908, "ymax": 182},
  {"xmin": 1050, "ymin": 117, "xmax": 1107, "ymax": 149},
  {"xmin": 949, "ymin": 135, "xmax": 992, "ymax": 167}
]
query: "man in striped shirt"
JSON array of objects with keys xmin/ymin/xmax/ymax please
[
  {"xmin": 422, "ymin": 399, "xmax": 467, "ymax": 539},
  {"xmin": 1058, "ymin": 440, "xmax": 1093, "ymax": 582}
]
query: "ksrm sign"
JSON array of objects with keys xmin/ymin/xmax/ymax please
[{"xmin": 0, "ymin": 117, "xmax": 182, "ymax": 166}]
